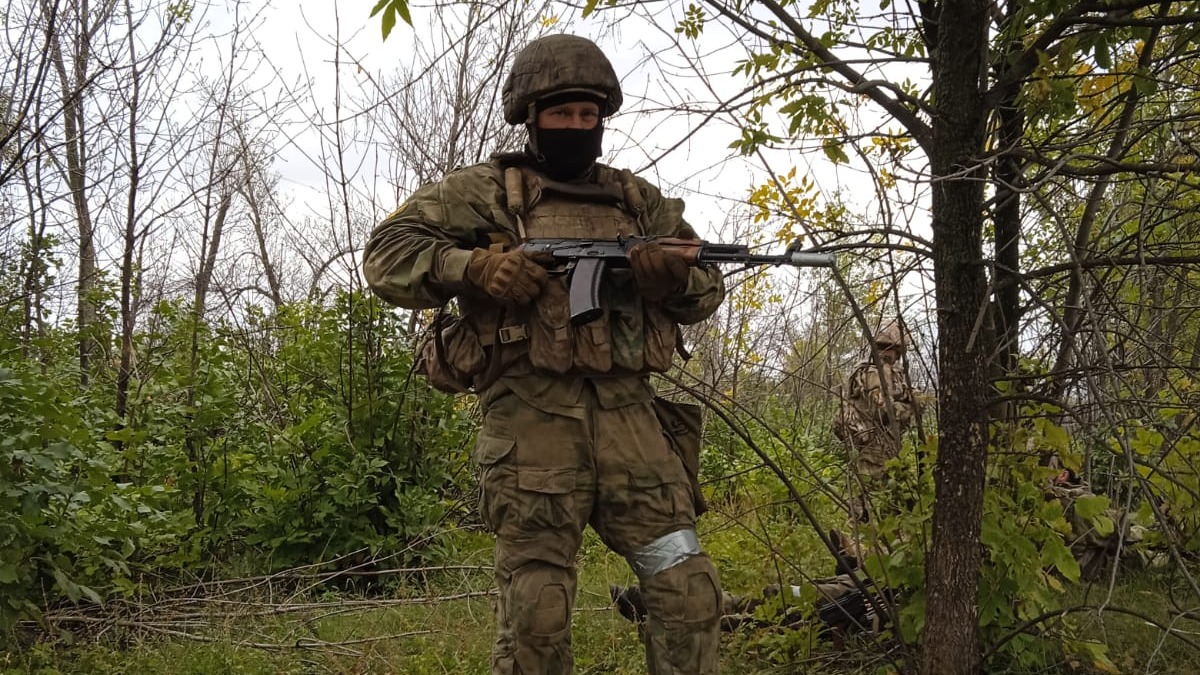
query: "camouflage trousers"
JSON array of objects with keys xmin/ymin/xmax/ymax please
[
  {"xmin": 473, "ymin": 381, "xmax": 721, "ymax": 675},
  {"xmin": 843, "ymin": 430, "xmax": 899, "ymax": 522}
]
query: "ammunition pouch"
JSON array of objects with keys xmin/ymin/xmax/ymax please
[
  {"xmin": 415, "ymin": 311, "xmax": 485, "ymax": 394},
  {"xmin": 527, "ymin": 277, "xmax": 574, "ymax": 374}
]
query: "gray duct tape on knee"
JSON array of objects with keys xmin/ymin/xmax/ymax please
[{"xmin": 627, "ymin": 529, "xmax": 701, "ymax": 580}]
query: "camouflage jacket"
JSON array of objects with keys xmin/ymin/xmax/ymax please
[
  {"xmin": 833, "ymin": 359, "xmax": 917, "ymax": 446},
  {"xmin": 363, "ymin": 158, "xmax": 725, "ymax": 412}
]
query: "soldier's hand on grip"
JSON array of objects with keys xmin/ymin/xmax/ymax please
[
  {"xmin": 465, "ymin": 248, "xmax": 548, "ymax": 305},
  {"xmin": 628, "ymin": 242, "xmax": 690, "ymax": 301}
]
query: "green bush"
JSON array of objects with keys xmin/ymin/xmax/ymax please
[{"xmin": 0, "ymin": 288, "xmax": 478, "ymax": 628}]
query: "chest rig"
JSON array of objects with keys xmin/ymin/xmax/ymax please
[{"xmin": 468, "ymin": 163, "xmax": 681, "ymax": 378}]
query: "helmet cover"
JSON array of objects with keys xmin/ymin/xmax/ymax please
[
  {"xmin": 874, "ymin": 323, "xmax": 906, "ymax": 351},
  {"xmin": 502, "ymin": 34, "xmax": 623, "ymax": 124}
]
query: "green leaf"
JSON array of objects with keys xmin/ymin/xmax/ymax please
[
  {"xmin": 1043, "ymin": 423, "xmax": 1069, "ymax": 452},
  {"xmin": 1074, "ymin": 494, "xmax": 1110, "ymax": 520},
  {"xmin": 582, "ymin": 0, "xmax": 601, "ymax": 18},
  {"xmin": 381, "ymin": 7, "xmax": 396, "ymax": 40},
  {"xmin": 394, "ymin": 0, "xmax": 411, "ymax": 26},
  {"xmin": 1133, "ymin": 73, "xmax": 1157, "ymax": 96},
  {"xmin": 78, "ymin": 585, "xmax": 103, "ymax": 605},
  {"xmin": 1072, "ymin": 640, "xmax": 1120, "ymax": 674},
  {"xmin": 370, "ymin": 0, "xmax": 411, "ymax": 39},
  {"xmin": 0, "ymin": 564, "xmax": 19, "ymax": 583},
  {"xmin": 899, "ymin": 589, "xmax": 925, "ymax": 642},
  {"xmin": 822, "ymin": 139, "xmax": 849, "ymax": 164},
  {"xmin": 51, "ymin": 568, "xmax": 81, "ymax": 602},
  {"xmin": 1043, "ymin": 537, "xmax": 1080, "ymax": 582},
  {"xmin": 1093, "ymin": 33, "xmax": 1111, "ymax": 70}
]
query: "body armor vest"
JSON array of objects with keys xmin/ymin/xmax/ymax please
[
  {"xmin": 466, "ymin": 163, "xmax": 680, "ymax": 379},
  {"xmin": 844, "ymin": 361, "xmax": 913, "ymax": 427}
]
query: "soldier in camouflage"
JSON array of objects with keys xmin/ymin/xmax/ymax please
[
  {"xmin": 611, "ymin": 574, "xmax": 884, "ymax": 636},
  {"xmin": 364, "ymin": 34, "xmax": 725, "ymax": 675},
  {"xmin": 832, "ymin": 323, "xmax": 918, "ymax": 522},
  {"xmin": 1048, "ymin": 468, "xmax": 1147, "ymax": 581}
]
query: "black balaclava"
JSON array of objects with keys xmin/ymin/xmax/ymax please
[{"xmin": 527, "ymin": 92, "xmax": 607, "ymax": 181}]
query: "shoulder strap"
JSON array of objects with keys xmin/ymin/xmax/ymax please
[
  {"xmin": 503, "ymin": 167, "xmax": 528, "ymax": 240},
  {"xmin": 618, "ymin": 169, "xmax": 646, "ymax": 217}
]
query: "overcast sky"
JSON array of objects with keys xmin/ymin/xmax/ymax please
[{"xmin": 236, "ymin": 2, "xmax": 885, "ymax": 245}]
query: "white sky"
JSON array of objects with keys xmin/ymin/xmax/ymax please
[{"xmin": 247, "ymin": 1, "xmax": 893, "ymax": 242}]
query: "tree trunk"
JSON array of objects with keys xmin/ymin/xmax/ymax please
[
  {"xmin": 114, "ymin": 7, "xmax": 144, "ymax": 460},
  {"xmin": 922, "ymin": 1, "xmax": 991, "ymax": 673},
  {"xmin": 1048, "ymin": 18, "xmax": 1163, "ymax": 400},
  {"xmin": 242, "ymin": 185, "xmax": 284, "ymax": 310},
  {"xmin": 992, "ymin": 2, "xmax": 1025, "ymax": 383},
  {"xmin": 19, "ymin": 186, "xmax": 52, "ymax": 363},
  {"xmin": 46, "ymin": 2, "xmax": 99, "ymax": 385},
  {"xmin": 195, "ymin": 192, "xmax": 231, "ymax": 315},
  {"xmin": 186, "ymin": 191, "xmax": 231, "ymax": 526}
]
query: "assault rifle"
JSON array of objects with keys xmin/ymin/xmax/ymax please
[
  {"xmin": 521, "ymin": 236, "xmax": 836, "ymax": 324},
  {"xmin": 815, "ymin": 583, "xmax": 885, "ymax": 637}
]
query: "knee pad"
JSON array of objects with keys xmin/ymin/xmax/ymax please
[
  {"xmin": 641, "ymin": 554, "xmax": 721, "ymax": 627},
  {"xmin": 508, "ymin": 562, "xmax": 574, "ymax": 643}
]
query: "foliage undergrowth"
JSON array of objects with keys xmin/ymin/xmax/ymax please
[
  {"xmin": 0, "ymin": 289, "xmax": 476, "ymax": 633},
  {"xmin": 4, "ymin": 278, "xmax": 1199, "ymax": 672}
]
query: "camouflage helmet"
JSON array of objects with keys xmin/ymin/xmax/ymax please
[
  {"xmin": 873, "ymin": 323, "xmax": 906, "ymax": 352},
  {"xmin": 502, "ymin": 34, "xmax": 623, "ymax": 125}
]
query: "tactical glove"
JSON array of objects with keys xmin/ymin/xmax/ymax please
[
  {"xmin": 628, "ymin": 242, "xmax": 690, "ymax": 301},
  {"xmin": 465, "ymin": 248, "xmax": 548, "ymax": 305}
]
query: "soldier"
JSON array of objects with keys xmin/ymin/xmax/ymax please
[
  {"xmin": 612, "ymin": 575, "xmax": 889, "ymax": 637},
  {"xmin": 363, "ymin": 34, "xmax": 725, "ymax": 675},
  {"xmin": 832, "ymin": 323, "xmax": 919, "ymax": 522},
  {"xmin": 1047, "ymin": 468, "xmax": 1147, "ymax": 581}
]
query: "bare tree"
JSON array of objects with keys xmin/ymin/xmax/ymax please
[
  {"xmin": 41, "ymin": 0, "xmax": 123, "ymax": 385},
  {"xmin": 373, "ymin": 2, "xmax": 540, "ymax": 191}
]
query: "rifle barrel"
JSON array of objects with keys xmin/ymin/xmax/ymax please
[{"xmin": 697, "ymin": 249, "xmax": 836, "ymax": 267}]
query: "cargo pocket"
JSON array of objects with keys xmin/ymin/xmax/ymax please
[
  {"xmin": 640, "ymin": 556, "xmax": 721, "ymax": 630},
  {"xmin": 660, "ymin": 563, "xmax": 721, "ymax": 625},
  {"xmin": 628, "ymin": 460, "xmax": 675, "ymax": 490},
  {"xmin": 610, "ymin": 309, "xmax": 643, "ymax": 373},
  {"xmin": 643, "ymin": 307, "xmax": 678, "ymax": 373},
  {"xmin": 626, "ymin": 458, "xmax": 687, "ymax": 522},
  {"xmin": 515, "ymin": 467, "xmax": 577, "ymax": 530},
  {"xmin": 518, "ymin": 467, "xmax": 576, "ymax": 493},
  {"xmin": 473, "ymin": 434, "xmax": 515, "ymax": 533},
  {"xmin": 652, "ymin": 397, "xmax": 707, "ymax": 516},
  {"xmin": 528, "ymin": 278, "xmax": 573, "ymax": 374}
]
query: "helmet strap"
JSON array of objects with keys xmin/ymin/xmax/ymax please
[
  {"xmin": 524, "ymin": 103, "xmax": 544, "ymax": 159},
  {"xmin": 525, "ymin": 126, "xmax": 544, "ymax": 161}
]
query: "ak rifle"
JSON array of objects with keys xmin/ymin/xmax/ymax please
[{"xmin": 521, "ymin": 236, "xmax": 836, "ymax": 324}]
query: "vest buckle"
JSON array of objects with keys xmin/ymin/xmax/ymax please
[{"xmin": 497, "ymin": 325, "xmax": 529, "ymax": 344}]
